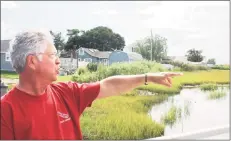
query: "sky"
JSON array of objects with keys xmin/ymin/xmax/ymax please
[{"xmin": 1, "ymin": 1, "xmax": 230, "ymax": 64}]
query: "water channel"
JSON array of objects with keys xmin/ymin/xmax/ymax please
[{"xmin": 149, "ymin": 86, "xmax": 229, "ymax": 139}]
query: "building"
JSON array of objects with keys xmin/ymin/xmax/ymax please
[
  {"xmin": 1, "ymin": 40, "xmax": 15, "ymax": 72},
  {"xmin": 77, "ymin": 47, "xmax": 111, "ymax": 65},
  {"xmin": 108, "ymin": 51, "xmax": 143, "ymax": 65}
]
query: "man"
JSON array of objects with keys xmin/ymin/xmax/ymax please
[{"xmin": 1, "ymin": 30, "xmax": 183, "ymax": 140}]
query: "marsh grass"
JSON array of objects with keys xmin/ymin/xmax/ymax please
[
  {"xmin": 208, "ymin": 90, "xmax": 227, "ymax": 100},
  {"xmin": 80, "ymin": 94, "xmax": 168, "ymax": 140},
  {"xmin": 200, "ymin": 83, "xmax": 218, "ymax": 91},
  {"xmin": 160, "ymin": 103, "xmax": 191, "ymax": 128},
  {"xmin": 138, "ymin": 70, "xmax": 229, "ymax": 94}
]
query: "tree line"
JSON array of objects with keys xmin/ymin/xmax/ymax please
[
  {"xmin": 50, "ymin": 26, "xmax": 125, "ymax": 52},
  {"xmin": 51, "ymin": 26, "xmax": 215, "ymax": 64}
]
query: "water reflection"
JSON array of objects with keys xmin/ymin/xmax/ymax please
[
  {"xmin": 207, "ymin": 87, "xmax": 228, "ymax": 100},
  {"xmin": 149, "ymin": 87, "xmax": 229, "ymax": 137},
  {"xmin": 160, "ymin": 99, "xmax": 191, "ymax": 128}
]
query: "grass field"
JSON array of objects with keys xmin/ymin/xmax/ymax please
[
  {"xmin": 1, "ymin": 71, "xmax": 73, "ymax": 82},
  {"xmin": 1, "ymin": 71, "xmax": 19, "ymax": 79},
  {"xmin": 137, "ymin": 70, "xmax": 229, "ymax": 94}
]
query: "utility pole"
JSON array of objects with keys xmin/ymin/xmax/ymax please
[
  {"xmin": 73, "ymin": 45, "xmax": 78, "ymax": 69},
  {"xmin": 76, "ymin": 46, "xmax": 79, "ymax": 69},
  {"xmin": 150, "ymin": 29, "xmax": 153, "ymax": 61}
]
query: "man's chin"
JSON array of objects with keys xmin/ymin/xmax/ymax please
[
  {"xmin": 49, "ymin": 74, "xmax": 58, "ymax": 83},
  {"xmin": 53, "ymin": 75, "xmax": 58, "ymax": 81}
]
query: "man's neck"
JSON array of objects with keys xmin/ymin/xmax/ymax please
[{"xmin": 17, "ymin": 73, "xmax": 50, "ymax": 96}]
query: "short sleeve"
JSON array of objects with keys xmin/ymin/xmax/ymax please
[{"xmin": 67, "ymin": 81, "xmax": 101, "ymax": 115}]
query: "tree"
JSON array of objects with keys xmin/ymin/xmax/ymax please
[
  {"xmin": 65, "ymin": 29, "xmax": 86, "ymax": 51},
  {"xmin": 133, "ymin": 34, "xmax": 168, "ymax": 62},
  {"xmin": 186, "ymin": 48, "xmax": 204, "ymax": 62},
  {"xmin": 49, "ymin": 31, "xmax": 66, "ymax": 51},
  {"xmin": 64, "ymin": 26, "xmax": 125, "ymax": 52},
  {"xmin": 207, "ymin": 58, "xmax": 216, "ymax": 65},
  {"xmin": 82, "ymin": 26, "xmax": 125, "ymax": 51},
  {"xmin": 63, "ymin": 29, "xmax": 86, "ymax": 68},
  {"xmin": 133, "ymin": 39, "xmax": 151, "ymax": 60}
]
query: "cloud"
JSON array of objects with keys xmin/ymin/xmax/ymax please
[
  {"xmin": 139, "ymin": 1, "xmax": 228, "ymax": 30},
  {"xmin": 1, "ymin": 21, "xmax": 13, "ymax": 39},
  {"xmin": 1, "ymin": 21, "xmax": 20, "ymax": 40},
  {"xmin": 1, "ymin": 1, "xmax": 19, "ymax": 9},
  {"xmin": 1, "ymin": 21, "xmax": 9, "ymax": 34},
  {"xmin": 139, "ymin": 2, "xmax": 193, "ymax": 30},
  {"xmin": 107, "ymin": 10, "xmax": 118, "ymax": 15},
  {"xmin": 92, "ymin": 9, "xmax": 119, "ymax": 15},
  {"xmin": 92, "ymin": 9, "xmax": 103, "ymax": 15}
]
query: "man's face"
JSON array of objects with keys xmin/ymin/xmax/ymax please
[{"xmin": 34, "ymin": 42, "xmax": 60, "ymax": 82}]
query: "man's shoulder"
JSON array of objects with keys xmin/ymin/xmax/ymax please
[
  {"xmin": 1, "ymin": 87, "xmax": 17, "ymax": 106},
  {"xmin": 50, "ymin": 81, "xmax": 100, "ymax": 90},
  {"xmin": 48, "ymin": 81, "xmax": 81, "ymax": 95},
  {"xmin": 49, "ymin": 81, "xmax": 78, "ymax": 89}
]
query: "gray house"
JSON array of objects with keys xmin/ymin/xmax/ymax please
[
  {"xmin": 108, "ymin": 51, "xmax": 143, "ymax": 65},
  {"xmin": 77, "ymin": 47, "xmax": 111, "ymax": 65},
  {"xmin": 1, "ymin": 40, "xmax": 14, "ymax": 72}
]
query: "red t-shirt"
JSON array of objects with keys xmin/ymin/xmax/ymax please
[{"xmin": 1, "ymin": 81, "xmax": 100, "ymax": 140}]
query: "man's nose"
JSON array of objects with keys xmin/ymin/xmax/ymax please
[{"xmin": 56, "ymin": 57, "xmax": 61, "ymax": 65}]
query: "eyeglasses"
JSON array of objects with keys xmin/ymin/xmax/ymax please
[
  {"xmin": 30, "ymin": 52, "xmax": 61, "ymax": 58},
  {"xmin": 42, "ymin": 52, "xmax": 61, "ymax": 58}
]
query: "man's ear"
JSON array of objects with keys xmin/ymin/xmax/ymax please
[{"xmin": 26, "ymin": 55, "xmax": 38, "ymax": 70}]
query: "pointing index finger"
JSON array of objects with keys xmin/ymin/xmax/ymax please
[{"xmin": 167, "ymin": 72, "xmax": 183, "ymax": 77}]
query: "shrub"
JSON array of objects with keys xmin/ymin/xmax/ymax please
[
  {"xmin": 72, "ymin": 61, "xmax": 167, "ymax": 83},
  {"xmin": 77, "ymin": 67, "xmax": 88, "ymax": 75},
  {"xmin": 211, "ymin": 65, "xmax": 230, "ymax": 70},
  {"xmin": 72, "ymin": 71, "xmax": 98, "ymax": 83},
  {"xmin": 169, "ymin": 61, "xmax": 210, "ymax": 71},
  {"xmin": 87, "ymin": 63, "xmax": 98, "ymax": 72}
]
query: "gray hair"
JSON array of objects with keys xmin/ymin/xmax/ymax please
[{"xmin": 9, "ymin": 30, "xmax": 54, "ymax": 73}]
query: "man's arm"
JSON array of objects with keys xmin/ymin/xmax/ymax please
[{"xmin": 97, "ymin": 72, "xmax": 183, "ymax": 99}]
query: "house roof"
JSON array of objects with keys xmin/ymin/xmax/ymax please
[
  {"xmin": 1, "ymin": 40, "xmax": 11, "ymax": 53},
  {"xmin": 81, "ymin": 47, "xmax": 111, "ymax": 59},
  {"xmin": 125, "ymin": 51, "xmax": 143, "ymax": 60}
]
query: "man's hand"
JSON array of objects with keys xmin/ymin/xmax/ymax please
[
  {"xmin": 98, "ymin": 72, "xmax": 183, "ymax": 99},
  {"xmin": 147, "ymin": 72, "xmax": 183, "ymax": 87}
]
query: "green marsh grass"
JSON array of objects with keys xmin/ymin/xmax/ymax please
[
  {"xmin": 208, "ymin": 90, "xmax": 227, "ymax": 100},
  {"xmin": 200, "ymin": 83, "xmax": 218, "ymax": 91},
  {"xmin": 80, "ymin": 94, "xmax": 168, "ymax": 140},
  {"xmin": 160, "ymin": 103, "xmax": 191, "ymax": 127},
  {"xmin": 161, "ymin": 106, "xmax": 181, "ymax": 127},
  {"xmin": 138, "ymin": 70, "xmax": 229, "ymax": 94}
]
